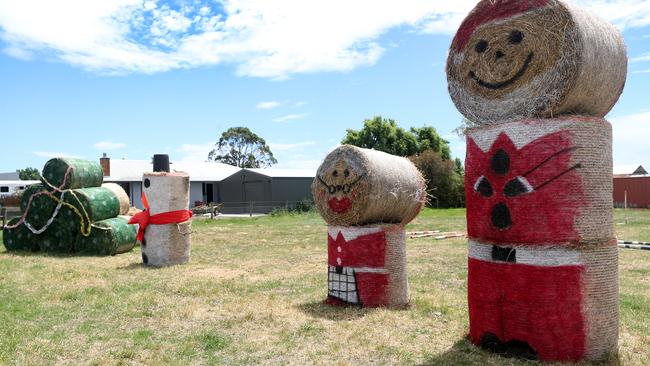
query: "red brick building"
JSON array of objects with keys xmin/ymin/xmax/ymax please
[{"xmin": 613, "ymin": 165, "xmax": 650, "ymax": 208}]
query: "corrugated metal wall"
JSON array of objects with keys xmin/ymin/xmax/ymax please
[{"xmin": 613, "ymin": 176, "xmax": 650, "ymax": 208}]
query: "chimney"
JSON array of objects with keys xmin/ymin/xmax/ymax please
[{"xmin": 100, "ymin": 153, "xmax": 110, "ymax": 177}]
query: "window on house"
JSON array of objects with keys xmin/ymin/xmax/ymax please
[{"xmin": 0, "ymin": 187, "xmax": 9, "ymax": 193}]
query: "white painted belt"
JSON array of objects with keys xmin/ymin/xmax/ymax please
[{"xmin": 468, "ymin": 239, "xmax": 582, "ymax": 267}]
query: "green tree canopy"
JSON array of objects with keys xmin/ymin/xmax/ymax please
[
  {"xmin": 208, "ymin": 127, "xmax": 277, "ymax": 168},
  {"xmin": 17, "ymin": 167, "xmax": 40, "ymax": 180},
  {"xmin": 410, "ymin": 150, "xmax": 465, "ymax": 208},
  {"xmin": 342, "ymin": 116, "xmax": 451, "ymax": 158}
]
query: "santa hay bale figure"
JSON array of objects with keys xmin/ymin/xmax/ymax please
[
  {"xmin": 447, "ymin": 0, "xmax": 626, "ymax": 362},
  {"xmin": 312, "ymin": 145, "xmax": 426, "ymax": 308},
  {"xmin": 129, "ymin": 154, "xmax": 193, "ymax": 266}
]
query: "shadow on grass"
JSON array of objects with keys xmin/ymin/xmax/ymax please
[
  {"xmin": 420, "ymin": 338, "xmax": 622, "ymax": 366},
  {"xmin": 297, "ymin": 300, "xmax": 369, "ymax": 321},
  {"xmin": 117, "ymin": 262, "xmax": 147, "ymax": 270}
]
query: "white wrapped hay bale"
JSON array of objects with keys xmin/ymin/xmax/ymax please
[
  {"xmin": 326, "ymin": 224, "xmax": 408, "ymax": 308},
  {"xmin": 138, "ymin": 170, "xmax": 192, "ymax": 267},
  {"xmin": 312, "ymin": 145, "xmax": 426, "ymax": 226},
  {"xmin": 446, "ymin": 0, "xmax": 627, "ymax": 125}
]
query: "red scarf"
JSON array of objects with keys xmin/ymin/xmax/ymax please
[{"xmin": 128, "ymin": 192, "xmax": 193, "ymax": 242}]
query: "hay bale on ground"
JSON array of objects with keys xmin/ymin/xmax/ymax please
[
  {"xmin": 2, "ymin": 218, "xmax": 38, "ymax": 251},
  {"xmin": 139, "ymin": 172, "xmax": 192, "ymax": 266},
  {"xmin": 76, "ymin": 216, "xmax": 137, "ymax": 256},
  {"xmin": 326, "ymin": 224, "xmax": 408, "ymax": 308},
  {"xmin": 446, "ymin": 0, "xmax": 627, "ymax": 125},
  {"xmin": 312, "ymin": 145, "xmax": 426, "ymax": 226},
  {"xmin": 41, "ymin": 158, "xmax": 104, "ymax": 190}
]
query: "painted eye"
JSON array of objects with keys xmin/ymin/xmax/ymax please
[
  {"xmin": 144, "ymin": 178, "xmax": 151, "ymax": 188},
  {"xmin": 475, "ymin": 40, "xmax": 488, "ymax": 53},
  {"xmin": 473, "ymin": 176, "xmax": 493, "ymax": 197},
  {"xmin": 509, "ymin": 30, "xmax": 524, "ymax": 44},
  {"xmin": 343, "ymin": 169, "xmax": 350, "ymax": 177},
  {"xmin": 504, "ymin": 176, "xmax": 534, "ymax": 197},
  {"xmin": 332, "ymin": 170, "xmax": 338, "ymax": 177}
]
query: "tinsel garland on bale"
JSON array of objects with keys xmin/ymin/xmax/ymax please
[
  {"xmin": 2, "ymin": 158, "xmax": 136, "ymax": 256},
  {"xmin": 446, "ymin": 0, "xmax": 627, "ymax": 125}
]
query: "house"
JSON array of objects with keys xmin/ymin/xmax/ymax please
[
  {"xmin": 100, "ymin": 154, "xmax": 316, "ymax": 213},
  {"xmin": 613, "ymin": 165, "xmax": 650, "ymax": 208}
]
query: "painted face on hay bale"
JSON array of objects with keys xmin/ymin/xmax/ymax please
[
  {"xmin": 313, "ymin": 153, "xmax": 370, "ymax": 223},
  {"xmin": 447, "ymin": 0, "xmax": 627, "ymax": 124}
]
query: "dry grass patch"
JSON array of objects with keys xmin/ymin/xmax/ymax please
[{"xmin": 0, "ymin": 209, "xmax": 648, "ymax": 365}]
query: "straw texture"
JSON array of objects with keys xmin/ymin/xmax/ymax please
[
  {"xmin": 326, "ymin": 224, "xmax": 408, "ymax": 308},
  {"xmin": 140, "ymin": 171, "xmax": 192, "ymax": 266},
  {"xmin": 465, "ymin": 117, "xmax": 613, "ymax": 246},
  {"xmin": 446, "ymin": 0, "xmax": 627, "ymax": 125},
  {"xmin": 312, "ymin": 145, "xmax": 426, "ymax": 226}
]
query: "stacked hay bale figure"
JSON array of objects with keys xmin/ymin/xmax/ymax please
[
  {"xmin": 312, "ymin": 145, "xmax": 426, "ymax": 307},
  {"xmin": 446, "ymin": 0, "xmax": 626, "ymax": 362},
  {"xmin": 129, "ymin": 155, "xmax": 192, "ymax": 266},
  {"xmin": 2, "ymin": 158, "xmax": 137, "ymax": 255}
]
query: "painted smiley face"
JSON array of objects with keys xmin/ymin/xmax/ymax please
[
  {"xmin": 449, "ymin": 4, "xmax": 571, "ymax": 99},
  {"xmin": 315, "ymin": 159, "xmax": 367, "ymax": 215}
]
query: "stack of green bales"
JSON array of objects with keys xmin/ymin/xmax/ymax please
[{"xmin": 2, "ymin": 158, "xmax": 137, "ymax": 255}]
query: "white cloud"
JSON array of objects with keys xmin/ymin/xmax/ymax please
[
  {"xmin": 176, "ymin": 142, "xmax": 214, "ymax": 162},
  {"xmin": 255, "ymin": 101, "xmax": 280, "ymax": 109},
  {"xmin": 269, "ymin": 141, "xmax": 315, "ymax": 151},
  {"xmin": 272, "ymin": 113, "xmax": 307, "ymax": 122},
  {"xmin": 33, "ymin": 151, "xmax": 83, "ymax": 159},
  {"xmin": 0, "ymin": 1, "xmax": 647, "ymax": 78},
  {"xmin": 611, "ymin": 111, "xmax": 650, "ymax": 168},
  {"xmin": 93, "ymin": 140, "xmax": 127, "ymax": 150}
]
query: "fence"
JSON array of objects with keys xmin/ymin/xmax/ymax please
[
  {"xmin": 0, "ymin": 206, "xmax": 21, "ymax": 227},
  {"xmin": 211, "ymin": 200, "xmax": 314, "ymax": 216}
]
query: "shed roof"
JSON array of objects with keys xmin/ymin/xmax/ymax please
[
  {"xmin": 105, "ymin": 159, "xmax": 242, "ymax": 182},
  {"xmin": 246, "ymin": 168, "xmax": 316, "ymax": 178}
]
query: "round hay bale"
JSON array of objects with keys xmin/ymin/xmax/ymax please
[
  {"xmin": 2, "ymin": 218, "xmax": 38, "ymax": 251},
  {"xmin": 446, "ymin": 0, "xmax": 627, "ymax": 125},
  {"xmin": 140, "ymin": 172, "xmax": 191, "ymax": 266},
  {"xmin": 326, "ymin": 224, "xmax": 408, "ymax": 308},
  {"xmin": 41, "ymin": 158, "xmax": 104, "ymax": 190},
  {"xmin": 64, "ymin": 186, "xmax": 125, "ymax": 222},
  {"xmin": 20, "ymin": 184, "xmax": 60, "ymax": 229},
  {"xmin": 312, "ymin": 145, "xmax": 426, "ymax": 226},
  {"xmin": 101, "ymin": 183, "xmax": 130, "ymax": 215},
  {"xmin": 76, "ymin": 216, "xmax": 137, "ymax": 256}
]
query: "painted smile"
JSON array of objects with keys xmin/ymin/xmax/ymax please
[
  {"xmin": 469, "ymin": 52, "xmax": 534, "ymax": 90},
  {"xmin": 328, "ymin": 197, "xmax": 352, "ymax": 214}
]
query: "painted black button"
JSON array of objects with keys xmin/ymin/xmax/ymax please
[
  {"xmin": 491, "ymin": 149, "xmax": 510, "ymax": 175},
  {"xmin": 491, "ymin": 202, "xmax": 512, "ymax": 230}
]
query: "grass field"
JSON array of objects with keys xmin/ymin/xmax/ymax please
[{"xmin": 1, "ymin": 209, "xmax": 649, "ymax": 365}]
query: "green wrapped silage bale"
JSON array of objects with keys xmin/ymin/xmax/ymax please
[
  {"xmin": 2, "ymin": 218, "xmax": 39, "ymax": 252},
  {"xmin": 20, "ymin": 184, "xmax": 62, "ymax": 229},
  {"xmin": 36, "ymin": 218, "xmax": 79, "ymax": 253},
  {"xmin": 63, "ymin": 186, "xmax": 125, "ymax": 223},
  {"xmin": 41, "ymin": 158, "xmax": 103, "ymax": 191},
  {"xmin": 76, "ymin": 216, "xmax": 137, "ymax": 255}
]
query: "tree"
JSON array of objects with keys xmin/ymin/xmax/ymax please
[
  {"xmin": 208, "ymin": 127, "xmax": 277, "ymax": 168},
  {"xmin": 342, "ymin": 116, "xmax": 452, "ymax": 159},
  {"xmin": 410, "ymin": 150, "xmax": 465, "ymax": 208},
  {"xmin": 17, "ymin": 167, "xmax": 40, "ymax": 180}
]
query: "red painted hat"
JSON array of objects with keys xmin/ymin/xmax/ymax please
[{"xmin": 452, "ymin": 0, "xmax": 551, "ymax": 52}]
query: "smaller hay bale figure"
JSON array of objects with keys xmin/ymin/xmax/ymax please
[
  {"xmin": 313, "ymin": 145, "xmax": 426, "ymax": 308},
  {"xmin": 129, "ymin": 155, "xmax": 193, "ymax": 266},
  {"xmin": 446, "ymin": 0, "xmax": 627, "ymax": 124}
]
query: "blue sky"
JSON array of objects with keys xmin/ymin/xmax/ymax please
[{"xmin": 1, "ymin": 0, "xmax": 650, "ymax": 174}]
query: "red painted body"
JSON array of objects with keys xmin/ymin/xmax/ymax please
[
  {"xmin": 465, "ymin": 131, "xmax": 582, "ymax": 245},
  {"xmin": 468, "ymin": 258, "xmax": 585, "ymax": 361},
  {"xmin": 327, "ymin": 230, "xmax": 388, "ymax": 307},
  {"xmin": 452, "ymin": 0, "xmax": 550, "ymax": 51}
]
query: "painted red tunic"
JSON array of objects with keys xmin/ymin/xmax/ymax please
[
  {"xmin": 468, "ymin": 255, "xmax": 585, "ymax": 361},
  {"xmin": 326, "ymin": 228, "xmax": 388, "ymax": 307}
]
